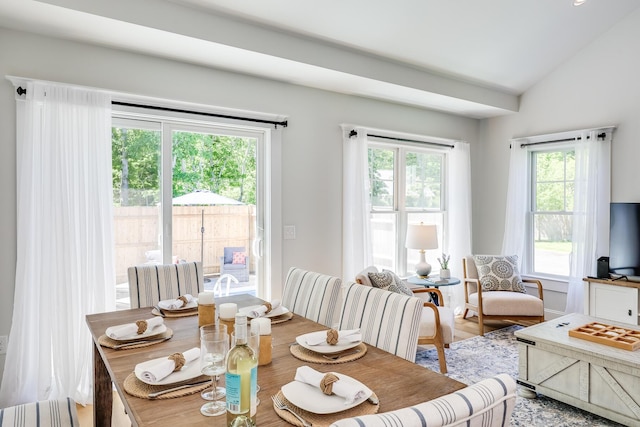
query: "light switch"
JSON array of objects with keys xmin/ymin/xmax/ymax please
[{"xmin": 284, "ymin": 225, "xmax": 296, "ymax": 240}]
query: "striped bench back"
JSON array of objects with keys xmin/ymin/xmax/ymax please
[
  {"xmin": 330, "ymin": 374, "xmax": 517, "ymax": 427},
  {"xmin": 337, "ymin": 282, "xmax": 422, "ymax": 362},
  {"xmin": 127, "ymin": 262, "xmax": 204, "ymax": 308},
  {"xmin": 281, "ymin": 267, "xmax": 343, "ymax": 327},
  {"xmin": 0, "ymin": 398, "xmax": 79, "ymax": 427}
]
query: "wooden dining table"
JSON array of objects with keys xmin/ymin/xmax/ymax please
[{"xmin": 86, "ymin": 294, "xmax": 466, "ymax": 426}]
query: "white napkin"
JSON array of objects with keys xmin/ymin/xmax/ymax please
[
  {"xmin": 294, "ymin": 366, "xmax": 368, "ymax": 405},
  {"xmin": 249, "ymin": 299, "xmax": 281, "ymax": 317},
  {"xmin": 157, "ymin": 294, "xmax": 195, "ymax": 310},
  {"xmin": 305, "ymin": 329, "xmax": 361, "ymax": 346},
  {"xmin": 106, "ymin": 317, "xmax": 164, "ymax": 340},
  {"xmin": 138, "ymin": 347, "xmax": 201, "ymax": 384}
]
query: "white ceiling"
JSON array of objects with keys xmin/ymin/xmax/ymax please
[{"xmin": 2, "ymin": 0, "xmax": 640, "ymax": 118}]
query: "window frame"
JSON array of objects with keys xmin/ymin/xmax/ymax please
[
  {"xmin": 367, "ymin": 139, "xmax": 448, "ymax": 276},
  {"xmin": 526, "ymin": 143, "xmax": 576, "ymax": 281}
]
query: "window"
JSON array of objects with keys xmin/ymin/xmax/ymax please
[
  {"xmin": 529, "ymin": 148, "xmax": 575, "ymax": 278},
  {"xmin": 368, "ymin": 143, "xmax": 446, "ymax": 275}
]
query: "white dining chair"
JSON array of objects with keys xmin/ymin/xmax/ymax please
[
  {"xmin": 0, "ymin": 398, "xmax": 79, "ymax": 427},
  {"xmin": 330, "ymin": 374, "xmax": 517, "ymax": 427},
  {"xmin": 127, "ymin": 261, "xmax": 204, "ymax": 308},
  {"xmin": 281, "ymin": 267, "xmax": 343, "ymax": 327},
  {"xmin": 337, "ymin": 281, "xmax": 423, "ymax": 362}
]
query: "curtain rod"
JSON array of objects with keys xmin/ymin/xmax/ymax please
[
  {"xmin": 15, "ymin": 87, "xmax": 288, "ymax": 129},
  {"xmin": 519, "ymin": 132, "xmax": 606, "ymax": 148},
  {"xmin": 349, "ymin": 130, "xmax": 454, "ymax": 149}
]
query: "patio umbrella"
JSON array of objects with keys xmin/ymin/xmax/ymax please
[
  {"xmin": 172, "ymin": 190, "xmax": 243, "ymax": 206},
  {"xmin": 172, "ymin": 190, "xmax": 244, "ymax": 264}
]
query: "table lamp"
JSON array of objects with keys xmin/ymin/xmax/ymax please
[{"xmin": 405, "ymin": 222, "xmax": 438, "ymax": 277}]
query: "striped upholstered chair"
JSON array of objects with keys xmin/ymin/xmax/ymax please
[
  {"xmin": 356, "ymin": 266, "xmax": 455, "ymax": 373},
  {"xmin": 337, "ymin": 282, "xmax": 423, "ymax": 362},
  {"xmin": 330, "ymin": 374, "xmax": 517, "ymax": 427},
  {"xmin": 127, "ymin": 261, "xmax": 204, "ymax": 308},
  {"xmin": 0, "ymin": 398, "xmax": 79, "ymax": 427},
  {"xmin": 281, "ymin": 267, "xmax": 343, "ymax": 328}
]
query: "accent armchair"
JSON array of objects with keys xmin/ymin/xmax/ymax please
[
  {"xmin": 219, "ymin": 246, "xmax": 249, "ymax": 282},
  {"xmin": 462, "ymin": 255, "xmax": 544, "ymax": 336},
  {"xmin": 355, "ymin": 267, "xmax": 454, "ymax": 373}
]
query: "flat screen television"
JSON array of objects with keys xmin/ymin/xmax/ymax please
[{"xmin": 609, "ymin": 202, "xmax": 640, "ymax": 279}]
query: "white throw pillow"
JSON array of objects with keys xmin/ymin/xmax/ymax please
[{"xmin": 473, "ymin": 255, "xmax": 526, "ymax": 293}]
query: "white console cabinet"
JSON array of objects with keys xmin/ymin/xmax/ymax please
[{"xmin": 582, "ymin": 277, "xmax": 640, "ymax": 325}]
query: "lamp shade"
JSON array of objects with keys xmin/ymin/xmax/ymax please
[{"xmin": 405, "ymin": 223, "xmax": 438, "ymax": 250}]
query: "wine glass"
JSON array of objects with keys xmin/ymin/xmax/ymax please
[
  {"xmin": 231, "ymin": 330, "xmax": 260, "ymax": 406},
  {"xmin": 200, "ymin": 324, "xmax": 227, "ymax": 401},
  {"xmin": 200, "ymin": 330, "xmax": 229, "ymax": 416}
]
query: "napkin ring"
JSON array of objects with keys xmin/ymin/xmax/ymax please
[
  {"xmin": 177, "ymin": 295, "xmax": 189, "ymax": 307},
  {"xmin": 264, "ymin": 302, "xmax": 273, "ymax": 314},
  {"xmin": 168, "ymin": 353, "xmax": 186, "ymax": 371},
  {"xmin": 135, "ymin": 320, "xmax": 148, "ymax": 335},
  {"xmin": 326, "ymin": 328, "xmax": 339, "ymax": 345},
  {"xmin": 320, "ymin": 373, "xmax": 339, "ymax": 395}
]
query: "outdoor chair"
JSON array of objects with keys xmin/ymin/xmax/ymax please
[
  {"xmin": 127, "ymin": 261, "xmax": 203, "ymax": 308},
  {"xmin": 462, "ymin": 255, "xmax": 544, "ymax": 336},
  {"xmin": 219, "ymin": 246, "xmax": 249, "ymax": 282},
  {"xmin": 337, "ymin": 281, "xmax": 423, "ymax": 362},
  {"xmin": 281, "ymin": 267, "xmax": 343, "ymax": 327},
  {"xmin": 356, "ymin": 266, "xmax": 454, "ymax": 372}
]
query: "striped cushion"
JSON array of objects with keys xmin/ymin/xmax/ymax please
[
  {"xmin": 281, "ymin": 268, "xmax": 343, "ymax": 327},
  {"xmin": 337, "ymin": 282, "xmax": 422, "ymax": 362},
  {"xmin": 127, "ymin": 261, "xmax": 204, "ymax": 308},
  {"xmin": 0, "ymin": 398, "xmax": 79, "ymax": 427},
  {"xmin": 330, "ymin": 374, "xmax": 516, "ymax": 427}
]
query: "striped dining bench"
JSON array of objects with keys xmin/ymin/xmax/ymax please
[{"xmin": 0, "ymin": 398, "xmax": 79, "ymax": 427}]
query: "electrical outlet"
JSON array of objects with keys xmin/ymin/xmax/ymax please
[
  {"xmin": 0, "ymin": 335, "xmax": 7, "ymax": 355},
  {"xmin": 284, "ymin": 225, "xmax": 296, "ymax": 240}
]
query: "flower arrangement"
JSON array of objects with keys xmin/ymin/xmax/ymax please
[{"xmin": 438, "ymin": 254, "xmax": 450, "ymax": 270}]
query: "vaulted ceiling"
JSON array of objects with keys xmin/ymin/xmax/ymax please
[{"xmin": 2, "ymin": 0, "xmax": 639, "ymax": 118}]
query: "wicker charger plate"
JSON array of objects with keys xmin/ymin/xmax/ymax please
[
  {"xmin": 290, "ymin": 342, "xmax": 367, "ymax": 364},
  {"xmin": 151, "ymin": 307, "xmax": 198, "ymax": 318},
  {"xmin": 123, "ymin": 372, "xmax": 210, "ymax": 399},
  {"xmin": 98, "ymin": 328, "xmax": 173, "ymax": 350},
  {"xmin": 268, "ymin": 311, "xmax": 294, "ymax": 325},
  {"xmin": 273, "ymin": 389, "xmax": 379, "ymax": 427}
]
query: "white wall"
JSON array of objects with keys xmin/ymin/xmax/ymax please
[
  {"xmin": 476, "ymin": 8, "xmax": 640, "ymax": 314},
  {"xmin": 0, "ymin": 27, "xmax": 479, "ymax": 380}
]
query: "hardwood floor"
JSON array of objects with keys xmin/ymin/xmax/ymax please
[{"xmin": 77, "ymin": 315, "xmax": 530, "ymax": 426}]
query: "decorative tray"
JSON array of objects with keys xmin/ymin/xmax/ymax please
[{"xmin": 568, "ymin": 322, "xmax": 640, "ymax": 351}]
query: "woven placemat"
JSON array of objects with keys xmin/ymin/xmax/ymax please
[
  {"xmin": 289, "ymin": 343, "xmax": 367, "ymax": 364},
  {"xmin": 151, "ymin": 307, "xmax": 198, "ymax": 318},
  {"xmin": 123, "ymin": 372, "xmax": 210, "ymax": 399},
  {"xmin": 98, "ymin": 328, "xmax": 174, "ymax": 350},
  {"xmin": 269, "ymin": 311, "xmax": 294, "ymax": 325},
  {"xmin": 273, "ymin": 389, "xmax": 379, "ymax": 426}
]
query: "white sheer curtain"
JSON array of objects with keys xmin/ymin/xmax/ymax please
[
  {"xmin": 446, "ymin": 141, "xmax": 472, "ymax": 314},
  {"xmin": 501, "ymin": 141, "xmax": 529, "ymax": 265},
  {"xmin": 0, "ymin": 81, "xmax": 115, "ymax": 407},
  {"xmin": 342, "ymin": 126, "xmax": 372, "ymax": 280},
  {"xmin": 566, "ymin": 131, "xmax": 611, "ymax": 313}
]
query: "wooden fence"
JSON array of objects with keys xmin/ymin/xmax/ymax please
[{"xmin": 114, "ymin": 205, "xmax": 255, "ymax": 283}]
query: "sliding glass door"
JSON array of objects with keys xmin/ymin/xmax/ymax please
[{"xmin": 112, "ymin": 116, "xmax": 269, "ymax": 306}]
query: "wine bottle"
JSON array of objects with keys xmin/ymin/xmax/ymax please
[{"xmin": 226, "ymin": 313, "xmax": 258, "ymax": 427}]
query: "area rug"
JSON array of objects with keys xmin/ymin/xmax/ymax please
[{"xmin": 415, "ymin": 325, "xmax": 624, "ymax": 426}]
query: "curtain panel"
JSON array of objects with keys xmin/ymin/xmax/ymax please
[{"xmin": 0, "ymin": 81, "xmax": 115, "ymax": 406}]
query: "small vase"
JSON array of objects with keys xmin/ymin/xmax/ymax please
[{"xmin": 440, "ymin": 269, "xmax": 451, "ymax": 279}]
